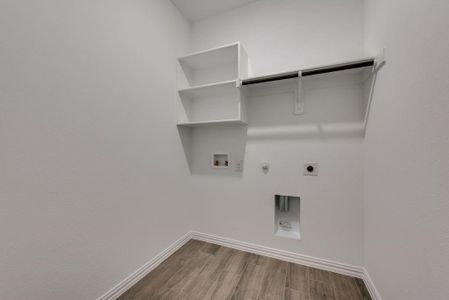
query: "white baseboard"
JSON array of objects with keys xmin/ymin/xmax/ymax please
[
  {"xmin": 97, "ymin": 232, "xmax": 191, "ymax": 300},
  {"xmin": 190, "ymin": 231, "xmax": 364, "ymax": 278},
  {"xmin": 191, "ymin": 231, "xmax": 383, "ymax": 299},
  {"xmin": 98, "ymin": 230, "xmax": 381, "ymax": 300},
  {"xmin": 363, "ymin": 268, "xmax": 382, "ymax": 300}
]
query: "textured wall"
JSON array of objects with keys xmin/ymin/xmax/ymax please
[
  {"xmin": 364, "ymin": 0, "xmax": 449, "ymax": 299},
  {"xmin": 0, "ymin": 1, "xmax": 192, "ymax": 299}
]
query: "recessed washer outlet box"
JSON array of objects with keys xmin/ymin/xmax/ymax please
[
  {"xmin": 212, "ymin": 152, "xmax": 231, "ymax": 169},
  {"xmin": 274, "ymin": 195, "xmax": 300, "ymax": 240}
]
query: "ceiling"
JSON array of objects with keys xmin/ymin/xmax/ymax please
[{"xmin": 171, "ymin": 0, "xmax": 260, "ymax": 22}]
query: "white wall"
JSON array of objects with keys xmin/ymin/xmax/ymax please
[
  {"xmin": 364, "ymin": 0, "xmax": 449, "ymax": 299},
  {"xmin": 0, "ymin": 1, "xmax": 192, "ymax": 299},
  {"xmin": 189, "ymin": 0, "xmax": 367, "ymax": 266},
  {"xmin": 192, "ymin": 0, "xmax": 365, "ymax": 76}
]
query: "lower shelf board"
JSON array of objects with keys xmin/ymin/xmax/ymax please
[{"xmin": 177, "ymin": 119, "xmax": 248, "ymax": 127}]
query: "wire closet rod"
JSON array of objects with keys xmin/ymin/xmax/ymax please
[{"xmin": 241, "ymin": 58, "xmax": 375, "ymax": 86}]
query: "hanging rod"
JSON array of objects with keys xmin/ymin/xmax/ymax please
[{"xmin": 241, "ymin": 58, "xmax": 375, "ymax": 86}]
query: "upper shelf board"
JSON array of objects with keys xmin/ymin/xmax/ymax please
[
  {"xmin": 242, "ymin": 57, "xmax": 375, "ymax": 86},
  {"xmin": 178, "ymin": 42, "xmax": 240, "ymax": 70}
]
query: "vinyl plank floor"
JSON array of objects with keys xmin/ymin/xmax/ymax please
[
  {"xmin": 231, "ymin": 263, "xmax": 266, "ymax": 300},
  {"xmin": 330, "ymin": 273, "xmax": 363, "ymax": 300},
  {"xmin": 286, "ymin": 263, "xmax": 309, "ymax": 293},
  {"xmin": 118, "ymin": 240, "xmax": 372, "ymax": 300},
  {"xmin": 309, "ymin": 280, "xmax": 336, "ymax": 300}
]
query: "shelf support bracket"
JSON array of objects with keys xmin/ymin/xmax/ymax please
[
  {"xmin": 294, "ymin": 71, "xmax": 304, "ymax": 115},
  {"xmin": 374, "ymin": 48, "xmax": 387, "ymax": 74},
  {"xmin": 364, "ymin": 49, "xmax": 387, "ymax": 132}
]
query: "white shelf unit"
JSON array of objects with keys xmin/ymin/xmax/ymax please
[{"xmin": 176, "ymin": 42, "xmax": 248, "ymax": 127}]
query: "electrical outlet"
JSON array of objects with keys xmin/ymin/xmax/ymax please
[{"xmin": 304, "ymin": 163, "xmax": 318, "ymax": 176}]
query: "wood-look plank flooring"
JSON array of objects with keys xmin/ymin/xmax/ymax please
[{"xmin": 118, "ymin": 240, "xmax": 371, "ymax": 300}]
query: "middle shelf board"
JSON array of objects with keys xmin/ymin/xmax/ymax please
[{"xmin": 178, "ymin": 80, "xmax": 238, "ymax": 99}]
